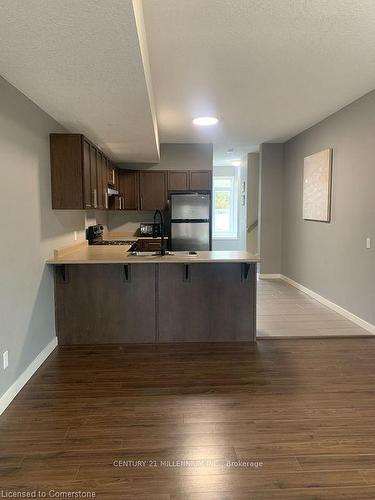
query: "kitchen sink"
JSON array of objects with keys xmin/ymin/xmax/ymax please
[
  {"xmin": 128, "ymin": 251, "xmax": 199, "ymax": 257},
  {"xmin": 129, "ymin": 251, "xmax": 174, "ymax": 256}
]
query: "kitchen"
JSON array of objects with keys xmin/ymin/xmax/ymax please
[{"xmin": 48, "ymin": 134, "xmax": 258, "ymax": 344}]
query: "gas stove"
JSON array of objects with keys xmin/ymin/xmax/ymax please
[{"xmin": 86, "ymin": 225, "xmax": 135, "ymax": 247}]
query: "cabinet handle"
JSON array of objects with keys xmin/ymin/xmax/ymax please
[
  {"xmin": 140, "ymin": 196, "xmax": 143, "ymax": 210},
  {"xmin": 105, "ymin": 191, "xmax": 108, "ymax": 209},
  {"xmin": 112, "ymin": 169, "xmax": 115, "ymax": 185},
  {"xmin": 93, "ymin": 189, "xmax": 98, "ymax": 208}
]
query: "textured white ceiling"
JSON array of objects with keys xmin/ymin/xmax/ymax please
[
  {"xmin": 143, "ymin": 0, "xmax": 375, "ymax": 164},
  {"xmin": 2, "ymin": 0, "xmax": 375, "ymax": 166},
  {"xmin": 0, "ymin": 0, "xmax": 159, "ymax": 162}
]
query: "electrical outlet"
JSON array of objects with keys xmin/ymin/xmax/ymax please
[
  {"xmin": 3, "ymin": 351, "xmax": 8, "ymax": 370},
  {"xmin": 366, "ymin": 237, "xmax": 371, "ymax": 249},
  {"xmin": 74, "ymin": 231, "xmax": 78, "ymax": 241}
]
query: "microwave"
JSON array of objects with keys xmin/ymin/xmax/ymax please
[{"xmin": 140, "ymin": 223, "xmax": 161, "ymax": 237}]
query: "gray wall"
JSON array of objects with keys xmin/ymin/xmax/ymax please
[
  {"xmin": 283, "ymin": 90, "xmax": 375, "ymax": 325},
  {"xmin": 247, "ymin": 153, "xmax": 259, "ymax": 254},
  {"xmin": 259, "ymin": 143, "xmax": 284, "ymax": 274},
  {"xmin": 109, "ymin": 142, "xmax": 213, "ymax": 233},
  {"xmin": 0, "ymin": 77, "xmax": 106, "ymax": 400}
]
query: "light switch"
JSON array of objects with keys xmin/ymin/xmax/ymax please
[{"xmin": 366, "ymin": 237, "xmax": 371, "ymax": 249}]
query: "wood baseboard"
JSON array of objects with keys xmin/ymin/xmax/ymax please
[{"xmin": 0, "ymin": 337, "xmax": 57, "ymax": 415}]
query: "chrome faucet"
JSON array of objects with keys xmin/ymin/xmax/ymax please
[{"xmin": 153, "ymin": 210, "xmax": 166, "ymax": 256}]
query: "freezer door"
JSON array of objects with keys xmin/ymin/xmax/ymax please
[
  {"xmin": 170, "ymin": 193, "xmax": 210, "ymax": 220},
  {"xmin": 171, "ymin": 222, "xmax": 210, "ymax": 251}
]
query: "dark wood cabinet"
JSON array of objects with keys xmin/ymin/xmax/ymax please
[
  {"xmin": 167, "ymin": 170, "xmax": 189, "ymax": 191},
  {"xmin": 158, "ymin": 263, "xmax": 256, "ymax": 342},
  {"xmin": 167, "ymin": 169, "xmax": 212, "ymax": 192},
  {"xmin": 50, "ymin": 134, "xmax": 85, "ymax": 209},
  {"xmin": 119, "ymin": 169, "xmax": 139, "ymax": 210},
  {"xmin": 50, "ymin": 134, "xmax": 211, "ymax": 211},
  {"xmin": 82, "ymin": 139, "xmax": 92, "ymax": 209},
  {"xmin": 55, "ymin": 264, "xmax": 157, "ymax": 344},
  {"xmin": 89, "ymin": 145, "xmax": 97, "ymax": 208},
  {"xmin": 139, "ymin": 171, "xmax": 167, "ymax": 210},
  {"xmin": 102, "ymin": 156, "xmax": 109, "ymax": 209},
  {"xmin": 190, "ymin": 170, "xmax": 212, "ymax": 190},
  {"xmin": 104, "ymin": 156, "xmax": 111, "ymax": 191},
  {"xmin": 54, "ymin": 263, "xmax": 256, "ymax": 344},
  {"xmin": 50, "ymin": 134, "xmax": 117, "ymax": 210},
  {"xmin": 96, "ymin": 150, "xmax": 104, "ymax": 209},
  {"xmin": 108, "ymin": 163, "xmax": 119, "ymax": 191}
]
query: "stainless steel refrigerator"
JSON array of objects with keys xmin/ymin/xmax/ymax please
[{"xmin": 169, "ymin": 192, "xmax": 211, "ymax": 251}]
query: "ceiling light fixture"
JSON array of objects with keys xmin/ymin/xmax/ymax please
[
  {"xmin": 193, "ymin": 116, "xmax": 218, "ymax": 126},
  {"xmin": 232, "ymin": 160, "xmax": 241, "ymax": 167}
]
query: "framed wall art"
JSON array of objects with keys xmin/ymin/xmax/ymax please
[{"xmin": 303, "ymin": 148, "xmax": 333, "ymax": 222}]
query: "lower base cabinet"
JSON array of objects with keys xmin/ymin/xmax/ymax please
[
  {"xmin": 158, "ymin": 263, "xmax": 255, "ymax": 342},
  {"xmin": 55, "ymin": 264, "xmax": 156, "ymax": 344},
  {"xmin": 54, "ymin": 263, "xmax": 256, "ymax": 344}
]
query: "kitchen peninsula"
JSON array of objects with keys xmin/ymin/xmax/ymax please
[{"xmin": 48, "ymin": 246, "xmax": 259, "ymax": 344}]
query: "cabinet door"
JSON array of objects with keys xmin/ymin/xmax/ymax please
[
  {"xmin": 114, "ymin": 167, "xmax": 119, "ymax": 191},
  {"xmin": 167, "ymin": 171, "xmax": 189, "ymax": 191},
  {"xmin": 189, "ymin": 170, "xmax": 212, "ymax": 190},
  {"xmin": 96, "ymin": 150, "xmax": 104, "ymax": 209},
  {"xmin": 89, "ymin": 145, "xmax": 98, "ymax": 208},
  {"xmin": 119, "ymin": 170, "xmax": 139, "ymax": 210},
  {"xmin": 139, "ymin": 171, "xmax": 167, "ymax": 210},
  {"xmin": 105, "ymin": 158, "xmax": 111, "ymax": 188},
  {"xmin": 158, "ymin": 263, "xmax": 256, "ymax": 342},
  {"xmin": 102, "ymin": 157, "xmax": 109, "ymax": 209},
  {"xmin": 108, "ymin": 163, "xmax": 119, "ymax": 191},
  {"xmin": 82, "ymin": 139, "xmax": 92, "ymax": 209},
  {"xmin": 55, "ymin": 264, "xmax": 157, "ymax": 344}
]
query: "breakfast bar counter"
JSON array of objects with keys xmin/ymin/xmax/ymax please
[
  {"xmin": 47, "ymin": 243, "xmax": 259, "ymax": 265},
  {"xmin": 48, "ymin": 245, "xmax": 259, "ymax": 345}
]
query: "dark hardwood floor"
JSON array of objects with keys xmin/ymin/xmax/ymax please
[{"xmin": 2, "ymin": 339, "xmax": 375, "ymax": 498}]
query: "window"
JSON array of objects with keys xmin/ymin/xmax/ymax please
[{"xmin": 213, "ymin": 176, "xmax": 238, "ymax": 238}]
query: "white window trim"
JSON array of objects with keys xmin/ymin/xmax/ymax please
[{"xmin": 212, "ymin": 175, "xmax": 238, "ymax": 239}]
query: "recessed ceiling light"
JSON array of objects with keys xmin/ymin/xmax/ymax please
[
  {"xmin": 232, "ymin": 160, "xmax": 241, "ymax": 167},
  {"xmin": 193, "ymin": 116, "xmax": 218, "ymax": 126}
]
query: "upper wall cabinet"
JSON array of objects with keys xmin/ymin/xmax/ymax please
[
  {"xmin": 50, "ymin": 134, "xmax": 116, "ymax": 210},
  {"xmin": 167, "ymin": 170, "xmax": 190, "ymax": 191},
  {"xmin": 50, "ymin": 134, "xmax": 212, "ymax": 211},
  {"xmin": 189, "ymin": 170, "xmax": 212, "ymax": 190},
  {"xmin": 167, "ymin": 170, "xmax": 212, "ymax": 192},
  {"xmin": 119, "ymin": 169, "xmax": 139, "ymax": 210},
  {"xmin": 139, "ymin": 171, "xmax": 167, "ymax": 210}
]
